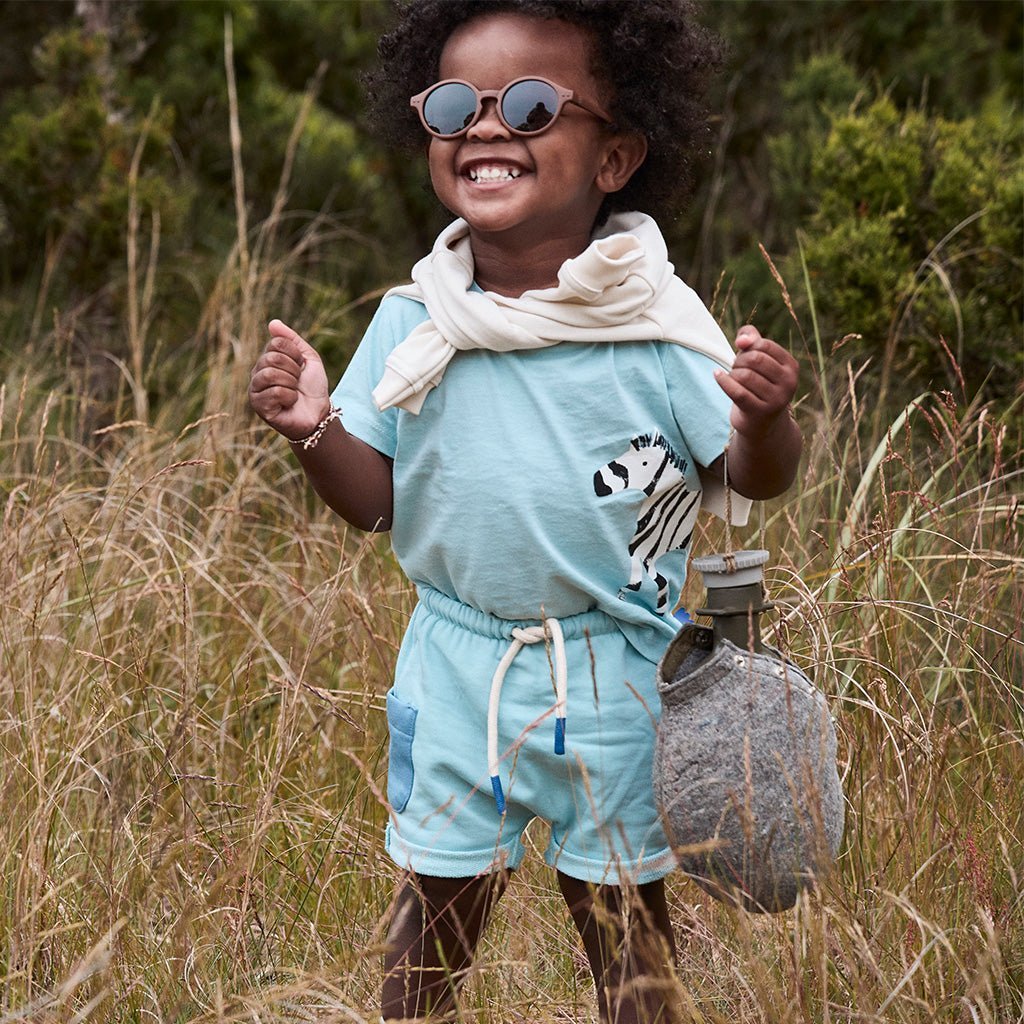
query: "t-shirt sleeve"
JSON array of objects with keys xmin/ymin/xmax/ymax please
[
  {"xmin": 329, "ymin": 295, "xmax": 429, "ymax": 459},
  {"xmin": 658, "ymin": 342, "xmax": 735, "ymax": 469}
]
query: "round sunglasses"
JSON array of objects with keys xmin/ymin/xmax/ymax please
[{"xmin": 409, "ymin": 76, "xmax": 614, "ymax": 139}]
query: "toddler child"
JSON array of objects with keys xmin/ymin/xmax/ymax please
[{"xmin": 249, "ymin": 2, "xmax": 801, "ymax": 1021}]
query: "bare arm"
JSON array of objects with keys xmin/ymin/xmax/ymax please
[
  {"xmin": 249, "ymin": 320, "xmax": 393, "ymax": 531},
  {"xmin": 706, "ymin": 325, "xmax": 802, "ymax": 501}
]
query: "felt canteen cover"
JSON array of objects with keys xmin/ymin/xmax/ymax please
[{"xmin": 654, "ymin": 623, "xmax": 844, "ymax": 913}]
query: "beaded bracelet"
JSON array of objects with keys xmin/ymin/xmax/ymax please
[{"xmin": 288, "ymin": 405, "xmax": 342, "ymax": 451}]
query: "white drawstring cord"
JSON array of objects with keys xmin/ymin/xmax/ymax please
[{"xmin": 487, "ymin": 617, "xmax": 567, "ymax": 813}]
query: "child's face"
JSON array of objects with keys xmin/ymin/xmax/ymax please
[{"xmin": 427, "ymin": 13, "xmax": 643, "ymax": 255}]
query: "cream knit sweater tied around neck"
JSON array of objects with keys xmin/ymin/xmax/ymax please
[{"xmin": 372, "ymin": 212, "xmax": 749, "ymax": 526}]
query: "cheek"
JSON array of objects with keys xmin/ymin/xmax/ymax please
[{"xmin": 427, "ymin": 143, "xmax": 456, "ymax": 192}]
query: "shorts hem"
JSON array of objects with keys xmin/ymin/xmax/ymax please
[
  {"xmin": 545, "ymin": 844, "xmax": 677, "ymax": 885},
  {"xmin": 386, "ymin": 823, "xmax": 527, "ymax": 878}
]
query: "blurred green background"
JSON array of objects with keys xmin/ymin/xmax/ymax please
[{"xmin": 1, "ymin": 0, "xmax": 1020, "ymax": 417}]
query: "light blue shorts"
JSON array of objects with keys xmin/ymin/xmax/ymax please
[{"xmin": 383, "ymin": 586, "xmax": 675, "ymax": 884}]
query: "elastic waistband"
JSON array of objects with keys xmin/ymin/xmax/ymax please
[{"xmin": 416, "ymin": 586, "xmax": 618, "ymax": 642}]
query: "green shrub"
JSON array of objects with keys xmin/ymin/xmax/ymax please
[
  {"xmin": 0, "ymin": 25, "xmax": 185, "ymax": 294},
  {"xmin": 792, "ymin": 94, "xmax": 1022, "ymax": 399}
]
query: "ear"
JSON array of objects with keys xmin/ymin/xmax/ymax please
[{"xmin": 595, "ymin": 131, "xmax": 648, "ymax": 195}]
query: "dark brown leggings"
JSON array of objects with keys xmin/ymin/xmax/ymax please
[{"xmin": 381, "ymin": 869, "xmax": 679, "ymax": 1022}]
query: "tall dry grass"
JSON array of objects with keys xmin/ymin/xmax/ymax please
[
  {"xmin": 3, "ymin": 234, "xmax": 1022, "ymax": 1023},
  {"xmin": 0, "ymin": 368, "xmax": 411, "ymax": 1018},
  {"xmin": 1, "ymin": 37, "xmax": 1022, "ymax": 1022}
]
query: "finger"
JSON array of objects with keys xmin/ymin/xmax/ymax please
[
  {"xmin": 268, "ymin": 318, "xmax": 301, "ymax": 342},
  {"xmin": 715, "ymin": 368, "xmax": 770, "ymax": 412},
  {"xmin": 250, "ymin": 364, "xmax": 302, "ymax": 393},
  {"xmin": 248, "ymin": 386, "xmax": 299, "ymax": 423},
  {"xmin": 255, "ymin": 347, "xmax": 305, "ymax": 378},
  {"xmin": 735, "ymin": 327, "xmax": 798, "ymax": 369},
  {"xmin": 251, "ymin": 383, "xmax": 299, "ymax": 408},
  {"xmin": 719, "ymin": 357, "xmax": 796, "ymax": 408},
  {"xmin": 730, "ymin": 349, "xmax": 788, "ymax": 386},
  {"xmin": 730, "ymin": 335, "xmax": 798, "ymax": 401},
  {"xmin": 736, "ymin": 328, "xmax": 797, "ymax": 366},
  {"xmin": 716, "ymin": 367, "xmax": 756, "ymax": 404},
  {"xmin": 735, "ymin": 325, "xmax": 762, "ymax": 348},
  {"xmin": 721, "ymin": 348, "xmax": 789, "ymax": 395},
  {"xmin": 720, "ymin": 369, "xmax": 797, "ymax": 421},
  {"xmin": 267, "ymin": 319, "xmax": 320, "ymax": 363}
]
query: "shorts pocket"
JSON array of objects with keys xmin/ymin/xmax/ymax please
[{"xmin": 386, "ymin": 688, "xmax": 418, "ymax": 813}]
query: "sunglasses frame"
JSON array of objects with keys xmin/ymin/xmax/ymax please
[{"xmin": 409, "ymin": 76, "xmax": 614, "ymax": 139}]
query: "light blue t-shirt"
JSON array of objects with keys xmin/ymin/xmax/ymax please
[{"xmin": 333, "ymin": 294, "xmax": 734, "ymax": 662}]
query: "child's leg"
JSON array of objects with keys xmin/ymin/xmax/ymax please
[
  {"xmin": 558, "ymin": 872, "xmax": 678, "ymax": 1024},
  {"xmin": 382, "ymin": 870, "xmax": 510, "ymax": 1020}
]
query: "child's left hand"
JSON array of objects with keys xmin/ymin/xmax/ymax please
[{"xmin": 714, "ymin": 326, "xmax": 799, "ymax": 438}]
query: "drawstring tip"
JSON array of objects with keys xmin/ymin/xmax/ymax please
[
  {"xmin": 490, "ymin": 775, "xmax": 506, "ymax": 814},
  {"xmin": 554, "ymin": 717, "xmax": 566, "ymax": 755}
]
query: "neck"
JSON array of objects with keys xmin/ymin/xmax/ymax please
[{"xmin": 469, "ymin": 227, "xmax": 595, "ymax": 297}]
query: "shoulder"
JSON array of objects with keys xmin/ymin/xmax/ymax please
[
  {"xmin": 361, "ymin": 292, "xmax": 431, "ymax": 352},
  {"xmin": 375, "ymin": 291, "xmax": 431, "ymax": 329},
  {"xmin": 656, "ymin": 339, "xmax": 728, "ymax": 381}
]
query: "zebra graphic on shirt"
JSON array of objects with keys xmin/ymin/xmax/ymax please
[{"xmin": 593, "ymin": 432, "xmax": 701, "ymax": 614}]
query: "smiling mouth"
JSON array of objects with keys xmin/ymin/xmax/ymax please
[{"xmin": 467, "ymin": 166, "xmax": 522, "ymax": 182}]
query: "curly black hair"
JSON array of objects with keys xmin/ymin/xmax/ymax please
[{"xmin": 364, "ymin": 0, "xmax": 723, "ymax": 225}]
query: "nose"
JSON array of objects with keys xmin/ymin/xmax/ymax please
[{"xmin": 466, "ymin": 96, "xmax": 510, "ymax": 141}]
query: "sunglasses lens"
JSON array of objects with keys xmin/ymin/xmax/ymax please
[
  {"xmin": 421, "ymin": 82, "xmax": 477, "ymax": 137},
  {"xmin": 501, "ymin": 79, "xmax": 559, "ymax": 133}
]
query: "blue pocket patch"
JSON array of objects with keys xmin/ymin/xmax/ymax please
[{"xmin": 385, "ymin": 688, "xmax": 418, "ymax": 813}]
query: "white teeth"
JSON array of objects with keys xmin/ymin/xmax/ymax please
[{"xmin": 468, "ymin": 166, "xmax": 521, "ymax": 182}]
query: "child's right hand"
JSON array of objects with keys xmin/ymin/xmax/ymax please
[{"xmin": 249, "ymin": 320, "xmax": 332, "ymax": 442}]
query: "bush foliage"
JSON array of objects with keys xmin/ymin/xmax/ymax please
[
  {"xmin": 0, "ymin": 0, "xmax": 1020, "ymax": 410},
  {"xmin": 787, "ymin": 89, "xmax": 1022, "ymax": 399}
]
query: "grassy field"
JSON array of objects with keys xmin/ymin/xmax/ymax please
[{"xmin": 1, "ymin": 190, "xmax": 1022, "ymax": 1022}]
